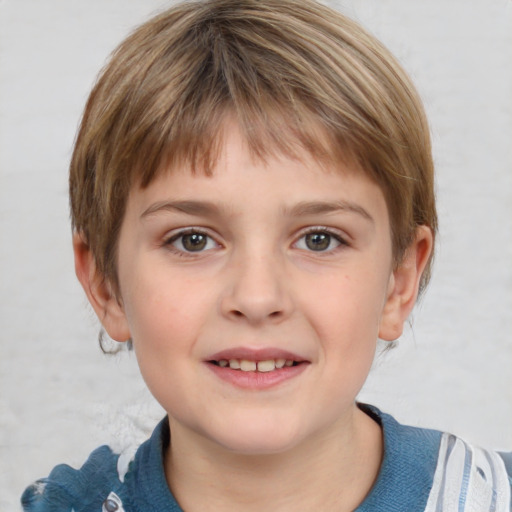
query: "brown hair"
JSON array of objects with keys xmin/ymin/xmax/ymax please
[{"xmin": 70, "ymin": 0, "xmax": 437, "ymax": 294}]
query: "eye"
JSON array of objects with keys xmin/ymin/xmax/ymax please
[
  {"xmin": 166, "ymin": 230, "xmax": 218, "ymax": 253},
  {"xmin": 295, "ymin": 230, "xmax": 344, "ymax": 252}
]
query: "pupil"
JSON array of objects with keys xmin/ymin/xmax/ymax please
[
  {"xmin": 306, "ymin": 232, "xmax": 330, "ymax": 251},
  {"xmin": 183, "ymin": 233, "xmax": 207, "ymax": 251}
]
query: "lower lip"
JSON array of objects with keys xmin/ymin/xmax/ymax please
[{"xmin": 206, "ymin": 362, "xmax": 308, "ymax": 390}]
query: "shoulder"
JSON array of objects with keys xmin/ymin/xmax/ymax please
[
  {"xmin": 358, "ymin": 404, "xmax": 512, "ymax": 512},
  {"xmin": 21, "ymin": 417, "xmax": 179, "ymax": 512},
  {"xmin": 424, "ymin": 432, "xmax": 512, "ymax": 512},
  {"xmin": 21, "ymin": 444, "xmax": 132, "ymax": 512}
]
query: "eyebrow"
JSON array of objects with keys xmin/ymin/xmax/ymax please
[
  {"xmin": 141, "ymin": 200, "xmax": 224, "ymax": 219},
  {"xmin": 141, "ymin": 199, "xmax": 374, "ymax": 223},
  {"xmin": 285, "ymin": 200, "xmax": 374, "ymax": 223}
]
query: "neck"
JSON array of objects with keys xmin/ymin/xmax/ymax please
[{"xmin": 165, "ymin": 406, "xmax": 383, "ymax": 512}]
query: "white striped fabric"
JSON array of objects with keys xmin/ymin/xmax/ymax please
[{"xmin": 424, "ymin": 433, "xmax": 511, "ymax": 512}]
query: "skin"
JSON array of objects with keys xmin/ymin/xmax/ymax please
[{"xmin": 74, "ymin": 122, "xmax": 432, "ymax": 511}]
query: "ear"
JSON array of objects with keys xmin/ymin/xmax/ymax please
[
  {"xmin": 378, "ymin": 226, "xmax": 433, "ymax": 341},
  {"xmin": 73, "ymin": 232, "xmax": 131, "ymax": 342}
]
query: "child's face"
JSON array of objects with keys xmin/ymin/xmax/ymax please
[{"xmin": 89, "ymin": 122, "xmax": 425, "ymax": 455}]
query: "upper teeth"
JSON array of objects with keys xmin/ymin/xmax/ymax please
[{"xmin": 217, "ymin": 358, "xmax": 294, "ymax": 372}]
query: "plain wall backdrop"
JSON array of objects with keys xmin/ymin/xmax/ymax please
[{"xmin": 1, "ymin": 0, "xmax": 511, "ymax": 509}]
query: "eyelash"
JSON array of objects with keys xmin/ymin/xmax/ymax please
[
  {"xmin": 163, "ymin": 229, "xmax": 219, "ymax": 256},
  {"xmin": 294, "ymin": 227, "xmax": 349, "ymax": 253}
]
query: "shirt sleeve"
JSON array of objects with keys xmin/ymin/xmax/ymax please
[{"xmin": 20, "ymin": 446, "xmax": 126, "ymax": 512}]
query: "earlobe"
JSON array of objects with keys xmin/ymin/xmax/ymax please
[
  {"xmin": 73, "ymin": 232, "xmax": 131, "ymax": 342},
  {"xmin": 378, "ymin": 226, "xmax": 433, "ymax": 341}
]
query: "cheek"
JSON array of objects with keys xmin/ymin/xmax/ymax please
[
  {"xmin": 121, "ymin": 267, "xmax": 215, "ymax": 356},
  {"xmin": 306, "ymin": 271, "xmax": 388, "ymax": 339},
  {"xmin": 123, "ymin": 281, "xmax": 202, "ymax": 408}
]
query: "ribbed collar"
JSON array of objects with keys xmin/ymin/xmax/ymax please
[
  {"xmin": 127, "ymin": 405, "xmax": 442, "ymax": 511},
  {"xmin": 356, "ymin": 404, "xmax": 441, "ymax": 512}
]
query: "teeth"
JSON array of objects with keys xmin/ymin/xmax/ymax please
[
  {"xmin": 257, "ymin": 360, "xmax": 276, "ymax": 372},
  {"xmin": 220, "ymin": 358, "xmax": 295, "ymax": 372},
  {"xmin": 240, "ymin": 360, "xmax": 257, "ymax": 371}
]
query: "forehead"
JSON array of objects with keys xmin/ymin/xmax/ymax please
[
  {"xmin": 140, "ymin": 114, "xmax": 370, "ymax": 188},
  {"xmin": 127, "ymin": 121, "xmax": 389, "ymax": 227}
]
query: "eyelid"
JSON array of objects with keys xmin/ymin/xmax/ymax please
[
  {"xmin": 164, "ymin": 226, "xmax": 212, "ymax": 239},
  {"xmin": 297, "ymin": 226, "xmax": 349, "ymax": 241}
]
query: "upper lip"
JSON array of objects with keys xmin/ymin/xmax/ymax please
[{"xmin": 207, "ymin": 347, "xmax": 308, "ymax": 362}]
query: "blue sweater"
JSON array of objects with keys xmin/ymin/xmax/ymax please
[{"xmin": 21, "ymin": 405, "xmax": 512, "ymax": 511}]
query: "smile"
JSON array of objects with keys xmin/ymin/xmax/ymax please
[
  {"xmin": 212, "ymin": 358, "xmax": 298, "ymax": 372},
  {"xmin": 206, "ymin": 349, "xmax": 309, "ymax": 390}
]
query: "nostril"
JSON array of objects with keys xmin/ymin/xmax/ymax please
[{"xmin": 229, "ymin": 309, "xmax": 282, "ymax": 320}]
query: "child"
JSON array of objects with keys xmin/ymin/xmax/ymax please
[{"xmin": 21, "ymin": 0, "xmax": 512, "ymax": 510}]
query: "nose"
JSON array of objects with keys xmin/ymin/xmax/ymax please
[{"xmin": 220, "ymin": 252, "xmax": 293, "ymax": 325}]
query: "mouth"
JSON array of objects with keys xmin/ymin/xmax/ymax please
[
  {"xmin": 205, "ymin": 348, "xmax": 309, "ymax": 388},
  {"xmin": 209, "ymin": 358, "xmax": 301, "ymax": 373}
]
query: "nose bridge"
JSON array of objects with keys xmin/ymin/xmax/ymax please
[{"xmin": 222, "ymin": 242, "xmax": 291, "ymax": 324}]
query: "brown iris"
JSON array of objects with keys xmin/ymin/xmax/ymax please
[
  {"xmin": 305, "ymin": 232, "xmax": 331, "ymax": 251},
  {"xmin": 182, "ymin": 233, "xmax": 208, "ymax": 251}
]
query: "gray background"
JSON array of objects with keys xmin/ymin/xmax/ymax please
[{"xmin": 1, "ymin": 0, "xmax": 511, "ymax": 509}]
